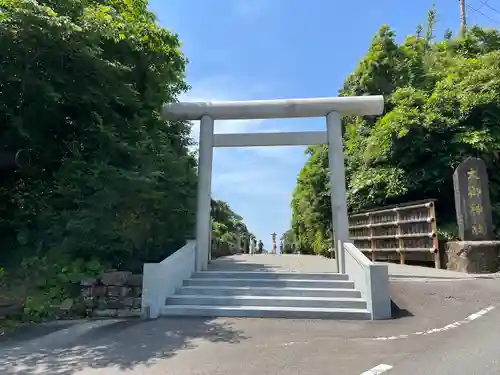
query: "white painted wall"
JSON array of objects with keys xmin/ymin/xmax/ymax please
[
  {"xmin": 343, "ymin": 242, "xmax": 392, "ymax": 320},
  {"xmin": 141, "ymin": 240, "xmax": 196, "ymax": 319}
]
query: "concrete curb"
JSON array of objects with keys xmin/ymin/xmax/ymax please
[{"xmin": 389, "ymin": 274, "xmax": 500, "ymax": 282}]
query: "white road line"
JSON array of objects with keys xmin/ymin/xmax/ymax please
[
  {"xmin": 254, "ymin": 306, "xmax": 498, "ymax": 350},
  {"xmin": 360, "ymin": 364, "xmax": 393, "ymax": 375},
  {"xmin": 465, "ymin": 306, "xmax": 495, "ymax": 321},
  {"xmin": 372, "ymin": 305, "xmax": 496, "ymax": 341}
]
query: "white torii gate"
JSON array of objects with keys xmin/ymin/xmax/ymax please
[{"xmin": 162, "ymin": 95, "xmax": 384, "ymax": 272}]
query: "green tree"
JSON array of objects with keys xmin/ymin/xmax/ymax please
[
  {"xmin": 291, "ymin": 10, "xmax": 500, "ymax": 253},
  {"xmin": 280, "ymin": 229, "xmax": 296, "ymax": 254},
  {"xmin": 0, "ymin": 0, "xmax": 198, "ymax": 316},
  {"xmin": 291, "ymin": 146, "xmax": 331, "ymax": 255},
  {"xmin": 211, "ymin": 199, "xmax": 252, "ymax": 257}
]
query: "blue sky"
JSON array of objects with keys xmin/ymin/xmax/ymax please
[{"xmin": 149, "ymin": 0, "xmax": 498, "ymax": 251}]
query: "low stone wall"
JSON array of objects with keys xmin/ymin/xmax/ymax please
[
  {"xmin": 0, "ymin": 296, "xmax": 23, "ymax": 321},
  {"xmin": 446, "ymin": 241, "xmax": 500, "ymax": 273},
  {"xmin": 81, "ymin": 271, "xmax": 143, "ymax": 317}
]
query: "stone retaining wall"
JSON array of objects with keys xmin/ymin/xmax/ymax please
[
  {"xmin": 81, "ymin": 271, "xmax": 143, "ymax": 317},
  {"xmin": 445, "ymin": 241, "xmax": 500, "ymax": 273},
  {"xmin": 0, "ymin": 297, "xmax": 23, "ymax": 320}
]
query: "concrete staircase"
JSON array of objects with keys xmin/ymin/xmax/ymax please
[{"xmin": 162, "ymin": 271, "xmax": 370, "ymax": 319}]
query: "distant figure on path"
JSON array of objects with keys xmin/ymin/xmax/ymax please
[
  {"xmin": 271, "ymin": 232, "xmax": 277, "ymax": 254},
  {"xmin": 258, "ymin": 240, "xmax": 264, "ymax": 253},
  {"xmin": 249, "ymin": 237, "xmax": 256, "ymax": 255}
]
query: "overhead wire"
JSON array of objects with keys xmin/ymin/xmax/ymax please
[
  {"xmin": 478, "ymin": 0, "xmax": 500, "ymax": 16},
  {"xmin": 468, "ymin": 1, "xmax": 500, "ymax": 26}
]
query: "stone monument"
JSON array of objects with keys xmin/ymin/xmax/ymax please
[{"xmin": 447, "ymin": 157, "xmax": 499, "ymax": 273}]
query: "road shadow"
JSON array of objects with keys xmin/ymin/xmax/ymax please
[
  {"xmin": 0, "ymin": 317, "xmax": 248, "ymax": 374},
  {"xmin": 390, "ymin": 300, "xmax": 413, "ymax": 319},
  {"xmin": 389, "ymin": 282, "xmax": 415, "ymax": 320},
  {"xmin": 0, "ymin": 321, "xmax": 78, "ymax": 345},
  {"xmin": 209, "ymin": 256, "xmax": 283, "ymax": 272}
]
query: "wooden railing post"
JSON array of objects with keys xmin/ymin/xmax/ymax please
[
  {"xmin": 396, "ymin": 208, "xmax": 405, "ymax": 265},
  {"xmin": 369, "ymin": 213, "xmax": 376, "ymax": 261},
  {"xmin": 429, "ymin": 202, "xmax": 440, "ymax": 269}
]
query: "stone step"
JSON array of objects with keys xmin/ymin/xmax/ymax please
[
  {"xmin": 166, "ymin": 295, "xmax": 367, "ymax": 309},
  {"xmin": 192, "ymin": 271, "xmax": 347, "ymax": 281},
  {"xmin": 161, "ymin": 305, "xmax": 371, "ymax": 320},
  {"xmin": 176, "ymin": 286, "xmax": 362, "ymax": 298},
  {"xmin": 183, "ymin": 278, "xmax": 355, "ymax": 289}
]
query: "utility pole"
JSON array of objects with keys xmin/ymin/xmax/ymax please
[{"xmin": 460, "ymin": 0, "xmax": 467, "ymax": 36}]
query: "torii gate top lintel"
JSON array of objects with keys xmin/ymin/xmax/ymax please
[{"xmin": 161, "ymin": 95, "xmax": 384, "ymax": 121}]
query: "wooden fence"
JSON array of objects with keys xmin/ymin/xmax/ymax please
[{"xmin": 348, "ymin": 199, "xmax": 440, "ymax": 268}]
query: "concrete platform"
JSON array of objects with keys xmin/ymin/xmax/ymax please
[
  {"xmin": 162, "ymin": 305, "xmax": 371, "ymax": 319},
  {"xmin": 208, "ymin": 254, "xmax": 338, "ymax": 273},
  {"xmin": 175, "ymin": 286, "xmax": 362, "ymax": 298},
  {"xmin": 210, "ymin": 253, "xmax": 500, "ymax": 281},
  {"xmin": 385, "ymin": 262, "xmax": 500, "ymax": 281},
  {"xmin": 160, "ymin": 254, "xmax": 375, "ymax": 320},
  {"xmin": 192, "ymin": 271, "xmax": 348, "ymax": 280},
  {"xmin": 183, "ymin": 277, "xmax": 355, "ymax": 289},
  {"xmin": 166, "ymin": 295, "xmax": 367, "ymax": 309}
]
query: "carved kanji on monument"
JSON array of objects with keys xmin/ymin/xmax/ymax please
[{"xmin": 453, "ymin": 157, "xmax": 494, "ymax": 241}]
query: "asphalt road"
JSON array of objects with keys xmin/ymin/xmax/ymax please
[
  {"xmin": 1, "ymin": 277, "xmax": 500, "ymax": 375},
  {"xmin": 388, "ymin": 301, "xmax": 500, "ymax": 375}
]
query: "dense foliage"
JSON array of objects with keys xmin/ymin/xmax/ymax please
[
  {"xmin": 280, "ymin": 229, "xmax": 296, "ymax": 254},
  {"xmin": 0, "ymin": 0, "xmax": 249, "ymax": 318},
  {"xmin": 291, "ymin": 11, "xmax": 500, "ymax": 254},
  {"xmin": 211, "ymin": 199, "xmax": 252, "ymax": 256}
]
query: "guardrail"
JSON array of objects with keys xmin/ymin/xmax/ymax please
[
  {"xmin": 343, "ymin": 241, "xmax": 391, "ymax": 320},
  {"xmin": 348, "ymin": 199, "xmax": 440, "ymax": 268},
  {"xmin": 142, "ymin": 240, "xmax": 196, "ymax": 319}
]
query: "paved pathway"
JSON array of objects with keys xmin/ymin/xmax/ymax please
[
  {"xmin": 210, "ymin": 253, "xmax": 500, "ymax": 280},
  {"xmin": 386, "ymin": 262, "xmax": 500, "ymax": 280},
  {"xmin": 209, "ymin": 254, "xmax": 338, "ymax": 273},
  {"xmin": 389, "ymin": 302, "xmax": 500, "ymax": 375}
]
